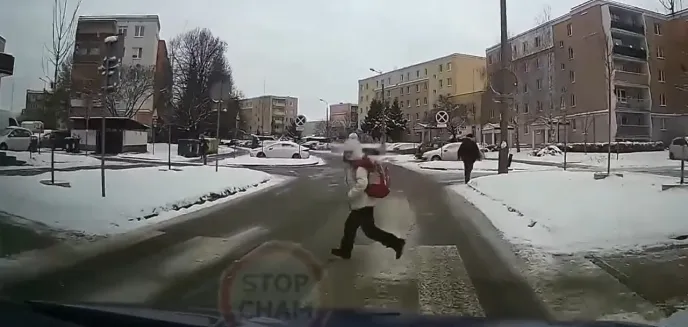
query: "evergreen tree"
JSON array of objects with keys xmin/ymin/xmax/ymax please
[
  {"xmin": 385, "ymin": 99, "xmax": 408, "ymax": 142},
  {"xmin": 361, "ymin": 99, "xmax": 384, "ymax": 140}
]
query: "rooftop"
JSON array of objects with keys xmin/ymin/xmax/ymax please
[
  {"xmin": 358, "ymin": 52, "xmax": 485, "ymax": 82},
  {"xmin": 79, "ymin": 14, "xmax": 160, "ymax": 29}
]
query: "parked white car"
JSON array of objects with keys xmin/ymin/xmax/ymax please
[
  {"xmin": 421, "ymin": 142, "xmax": 462, "ymax": 161},
  {"xmin": 669, "ymin": 136, "xmax": 688, "ymax": 160},
  {"xmin": 249, "ymin": 141, "xmax": 311, "ymax": 159},
  {"xmin": 0, "ymin": 126, "xmax": 34, "ymax": 151}
]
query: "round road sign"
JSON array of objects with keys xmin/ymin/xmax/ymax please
[
  {"xmin": 435, "ymin": 110, "xmax": 449, "ymax": 124},
  {"xmin": 295, "ymin": 115, "xmax": 307, "ymax": 126},
  {"xmin": 218, "ymin": 241, "xmax": 331, "ymax": 327}
]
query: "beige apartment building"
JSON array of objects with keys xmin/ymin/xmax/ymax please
[
  {"xmin": 357, "ymin": 53, "xmax": 486, "ymax": 141},
  {"xmin": 239, "ymin": 95, "xmax": 298, "ymax": 135},
  {"xmin": 484, "ymin": 0, "xmax": 688, "ymax": 146}
]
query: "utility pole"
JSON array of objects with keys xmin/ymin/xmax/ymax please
[{"xmin": 497, "ymin": 0, "xmax": 510, "ymax": 174}]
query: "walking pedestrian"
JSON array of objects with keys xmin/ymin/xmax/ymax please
[
  {"xmin": 457, "ymin": 133, "xmax": 481, "ymax": 184},
  {"xmin": 199, "ymin": 134, "xmax": 209, "ymax": 165},
  {"xmin": 331, "ymin": 136, "xmax": 405, "ymax": 260}
]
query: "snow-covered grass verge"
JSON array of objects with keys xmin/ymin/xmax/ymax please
[
  {"xmin": 485, "ymin": 148, "xmax": 675, "ymax": 169},
  {"xmin": 116, "ymin": 143, "xmax": 235, "ymax": 163},
  {"xmin": 219, "ymin": 155, "xmax": 324, "ymax": 167},
  {"xmin": 0, "ymin": 150, "xmax": 106, "ymax": 170},
  {"xmin": 450, "ymin": 170, "xmax": 688, "ymax": 254},
  {"xmin": 417, "ymin": 160, "xmax": 555, "ymax": 172},
  {"xmin": 0, "ymin": 166, "xmax": 276, "ymax": 236}
]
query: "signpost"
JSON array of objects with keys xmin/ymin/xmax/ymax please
[
  {"xmin": 435, "ymin": 110, "xmax": 449, "ymax": 129},
  {"xmin": 218, "ymin": 241, "xmax": 330, "ymax": 327},
  {"xmin": 295, "ymin": 115, "xmax": 307, "ymax": 132}
]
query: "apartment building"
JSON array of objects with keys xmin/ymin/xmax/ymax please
[
  {"xmin": 329, "ymin": 102, "xmax": 359, "ymax": 129},
  {"xmin": 239, "ymin": 95, "xmax": 298, "ymax": 135},
  {"xmin": 0, "ymin": 35, "xmax": 14, "ymax": 97},
  {"xmin": 357, "ymin": 53, "xmax": 486, "ymax": 141},
  {"xmin": 70, "ymin": 15, "xmax": 166, "ymax": 126},
  {"xmin": 485, "ymin": 0, "xmax": 688, "ymax": 146},
  {"xmin": 24, "ymin": 90, "xmax": 46, "ymax": 113}
]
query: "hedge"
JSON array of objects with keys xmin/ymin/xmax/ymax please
[{"xmin": 554, "ymin": 141, "xmax": 665, "ymax": 153}]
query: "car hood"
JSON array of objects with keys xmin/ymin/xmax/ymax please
[{"xmin": 15, "ymin": 301, "xmax": 667, "ymax": 327}]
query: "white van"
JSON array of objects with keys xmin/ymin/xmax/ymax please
[{"xmin": 20, "ymin": 120, "xmax": 45, "ymax": 134}]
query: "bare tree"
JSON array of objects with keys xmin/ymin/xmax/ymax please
[
  {"xmin": 659, "ymin": 0, "xmax": 683, "ymax": 14},
  {"xmin": 103, "ymin": 65, "xmax": 156, "ymax": 118},
  {"xmin": 168, "ymin": 28, "xmax": 233, "ymax": 138}
]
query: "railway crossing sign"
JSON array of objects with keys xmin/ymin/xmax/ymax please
[
  {"xmin": 295, "ymin": 115, "xmax": 307, "ymax": 132},
  {"xmin": 435, "ymin": 110, "xmax": 449, "ymax": 128}
]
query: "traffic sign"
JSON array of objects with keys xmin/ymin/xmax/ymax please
[
  {"xmin": 218, "ymin": 240, "xmax": 331, "ymax": 327},
  {"xmin": 295, "ymin": 115, "xmax": 307, "ymax": 132},
  {"xmin": 436, "ymin": 110, "xmax": 449, "ymax": 128}
]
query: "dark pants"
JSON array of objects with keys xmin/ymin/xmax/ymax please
[
  {"xmin": 463, "ymin": 160, "xmax": 475, "ymax": 184},
  {"xmin": 339, "ymin": 206, "xmax": 400, "ymax": 254},
  {"xmin": 202, "ymin": 151, "xmax": 208, "ymax": 165}
]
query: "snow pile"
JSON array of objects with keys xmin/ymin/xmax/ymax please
[
  {"xmin": 451, "ymin": 170, "xmax": 688, "ymax": 254},
  {"xmin": 532, "ymin": 145, "xmax": 563, "ymax": 157},
  {"xmin": 486, "ymin": 148, "xmax": 675, "ymax": 169},
  {"xmin": 117, "ymin": 143, "xmax": 235, "ymax": 163},
  {"xmin": 0, "ymin": 151, "xmax": 104, "ymax": 170},
  {"xmin": 0, "ymin": 166, "xmax": 277, "ymax": 236},
  {"xmin": 220, "ymin": 155, "xmax": 323, "ymax": 167},
  {"xmin": 415, "ymin": 160, "xmax": 553, "ymax": 172}
]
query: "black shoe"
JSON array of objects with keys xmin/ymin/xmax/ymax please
[
  {"xmin": 392, "ymin": 239, "xmax": 405, "ymax": 259},
  {"xmin": 331, "ymin": 248, "xmax": 351, "ymax": 259}
]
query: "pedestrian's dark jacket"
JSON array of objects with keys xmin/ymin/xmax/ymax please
[
  {"xmin": 200, "ymin": 138, "xmax": 209, "ymax": 153},
  {"xmin": 457, "ymin": 137, "xmax": 481, "ymax": 163}
]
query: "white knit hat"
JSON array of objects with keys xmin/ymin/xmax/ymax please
[{"xmin": 343, "ymin": 138, "xmax": 364, "ymax": 160}]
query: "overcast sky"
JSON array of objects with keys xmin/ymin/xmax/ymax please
[{"xmin": 0, "ymin": 0, "xmax": 662, "ymax": 120}]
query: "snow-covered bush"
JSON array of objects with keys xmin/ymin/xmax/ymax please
[
  {"xmin": 555, "ymin": 141, "xmax": 665, "ymax": 153},
  {"xmin": 532, "ymin": 145, "xmax": 564, "ymax": 157}
]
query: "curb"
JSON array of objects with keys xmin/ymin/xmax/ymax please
[
  {"xmin": 222, "ymin": 162, "xmax": 323, "ymax": 168},
  {"xmin": 0, "ymin": 177, "xmax": 290, "ymax": 287}
]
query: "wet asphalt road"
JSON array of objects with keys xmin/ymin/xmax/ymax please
[{"xmin": 1, "ymin": 153, "xmax": 684, "ymax": 324}]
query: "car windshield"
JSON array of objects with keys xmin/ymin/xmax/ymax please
[{"xmin": 3, "ymin": 2, "xmax": 688, "ymax": 327}]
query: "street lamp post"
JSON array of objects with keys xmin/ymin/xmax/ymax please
[
  {"xmin": 319, "ymin": 98, "xmax": 329, "ymax": 138},
  {"xmin": 369, "ymin": 68, "xmax": 387, "ymax": 147}
]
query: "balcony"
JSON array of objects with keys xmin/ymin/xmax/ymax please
[
  {"xmin": 272, "ymin": 109, "xmax": 285, "ymax": 116},
  {"xmin": 272, "ymin": 99, "xmax": 287, "ymax": 107},
  {"xmin": 613, "ymin": 45, "xmax": 647, "ymax": 60},
  {"xmin": 610, "ymin": 20, "xmax": 645, "ymax": 35},
  {"xmin": 616, "ymin": 98, "xmax": 650, "ymax": 112},
  {"xmin": 616, "ymin": 125, "xmax": 651, "ymax": 139},
  {"xmin": 614, "ymin": 70, "xmax": 649, "ymax": 86}
]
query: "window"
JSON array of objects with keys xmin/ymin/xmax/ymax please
[
  {"xmin": 433, "ymin": 74, "xmax": 437, "ymax": 79},
  {"xmin": 515, "ymin": 103, "xmax": 519, "ymax": 112},
  {"xmin": 523, "ymin": 41, "xmax": 528, "ymax": 52},
  {"xmin": 439, "ymin": 79, "xmax": 443, "ymax": 88},
  {"xmin": 513, "ymin": 45, "xmax": 518, "ymax": 55},
  {"xmin": 132, "ymin": 47, "xmax": 143, "ymax": 59},
  {"xmin": 416, "ymin": 70, "xmax": 420, "ymax": 77},
  {"xmin": 134, "ymin": 25, "xmax": 145, "ymax": 37},
  {"xmin": 376, "ymin": 80, "xmax": 379, "ymax": 87},
  {"xmin": 439, "ymin": 64, "xmax": 443, "ymax": 72},
  {"xmin": 388, "ymin": 77, "xmax": 391, "ymax": 84},
  {"xmin": 424, "ymin": 68, "xmax": 428, "ymax": 75},
  {"xmin": 433, "ymin": 89, "xmax": 437, "ymax": 95},
  {"xmin": 400, "ymin": 74, "xmax": 404, "ymax": 81},
  {"xmin": 523, "ymin": 62, "xmax": 528, "ymax": 72},
  {"xmin": 488, "ymin": 55, "xmax": 493, "ymax": 65},
  {"xmin": 569, "ymin": 70, "xmax": 576, "ymax": 83},
  {"xmin": 416, "ymin": 84, "xmax": 420, "ymax": 92},
  {"xmin": 536, "ymin": 79, "xmax": 542, "ymax": 90},
  {"xmin": 416, "ymin": 99, "xmax": 420, "ymax": 106},
  {"xmin": 524, "ymin": 125, "xmax": 530, "ymax": 134},
  {"xmin": 570, "ymin": 94, "xmax": 576, "ymax": 107},
  {"xmin": 537, "ymin": 101, "xmax": 543, "ymax": 111},
  {"xmin": 524, "ymin": 103, "xmax": 530, "ymax": 113},
  {"xmin": 661, "ymin": 118, "xmax": 667, "ymax": 130},
  {"xmin": 118, "ymin": 26, "xmax": 128, "ymax": 36},
  {"xmin": 536, "ymin": 57, "xmax": 541, "ymax": 68},
  {"xmin": 416, "ymin": 113, "xmax": 420, "ymax": 119},
  {"xmin": 658, "ymin": 69, "xmax": 666, "ymax": 82},
  {"xmin": 657, "ymin": 46, "xmax": 665, "ymax": 58},
  {"xmin": 654, "ymin": 23, "xmax": 662, "ymax": 35},
  {"xmin": 523, "ymin": 83, "xmax": 528, "ymax": 93},
  {"xmin": 360, "ymin": 85, "xmax": 363, "ymax": 91},
  {"xmin": 566, "ymin": 23, "xmax": 572, "ymax": 36},
  {"xmin": 447, "ymin": 62, "xmax": 452, "ymax": 71},
  {"xmin": 447, "ymin": 78, "xmax": 453, "ymax": 86},
  {"xmin": 386, "ymin": 90, "xmax": 390, "ymax": 96},
  {"xmin": 423, "ymin": 97, "xmax": 428, "ymax": 104},
  {"xmin": 568, "ymin": 47, "xmax": 574, "ymax": 59},
  {"xmin": 406, "ymin": 100, "xmax": 411, "ymax": 107},
  {"xmin": 561, "ymin": 63, "xmax": 566, "ymax": 70},
  {"xmin": 407, "ymin": 72, "xmax": 410, "ymax": 80},
  {"xmin": 365, "ymin": 83, "xmax": 369, "ymax": 90},
  {"xmin": 400, "ymin": 88, "xmax": 403, "ymax": 95},
  {"xmin": 535, "ymin": 36, "xmax": 541, "ymax": 47},
  {"xmin": 559, "ymin": 40, "xmax": 564, "ymax": 48},
  {"xmin": 406, "ymin": 86, "xmax": 410, "ymax": 94},
  {"xmin": 424, "ymin": 82, "xmax": 428, "ymax": 90},
  {"xmin": 572, "ymin": 119, "xmax": 577, "ymax": 130},
  {"xmin": 660, "ymin": 93, "xmax": 667, "ymax": 106}
]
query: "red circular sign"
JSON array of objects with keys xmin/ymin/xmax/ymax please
[{"xmin": 218, "ymin": 241, "xmax": 331, "ymax": 327}]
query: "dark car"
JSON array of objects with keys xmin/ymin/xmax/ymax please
[{"xmin": 41, "ymin": 130, "xmax": 71, "ymax": 150}]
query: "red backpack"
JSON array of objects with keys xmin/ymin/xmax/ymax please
[{"xmin": 351, "ymin": 157, "xmax": 391, "ymax": 198}]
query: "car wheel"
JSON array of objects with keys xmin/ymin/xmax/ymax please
[
  {"xmin": 257, "ymin": 152, "xmax": 266, "ymax": 158},
  {"xmin": 431, "ymin": 155, "xmax": 441, "ymax": 161},
  {"xmin": 670, "ymin": 152, "xmax": 676, "ymax": 160},
  {"xmin": 0, "ymin": 143, "xmax": 7, "ymax": 151},
  {"xmin": 292, "ymin": 153, "xmax": 301, "ymax": 159}
]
